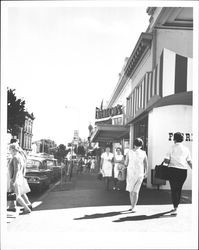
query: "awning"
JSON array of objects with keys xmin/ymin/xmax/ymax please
[{"xmin": 90, "ymin": 124, "xmax": 129, "ymax": 143}]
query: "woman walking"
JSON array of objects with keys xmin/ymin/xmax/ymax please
[
  {"xmin": 125, "ymin": 138, "xmax": 148, "ymax": 212},
  {"xmin": 164, "ymin": 132, "xmax": 192, "ymax": 215},
  {"xmin": 90, "ymin": 157, "xmax": 96, "ymax": 173},
  {"xmin": 9, "ymin": 144, "xmax": 32, "ymax": 214},
  {"xmin": 10, "ymin": 140, "xmax": 32, "ymax": 210},
  {"xmin": 113, "ymin": 147, "xmax": 124, "ymax": 190},
  {"xmin": 100, "ymin": 146, "xmax": 114, "ymax": 191}
]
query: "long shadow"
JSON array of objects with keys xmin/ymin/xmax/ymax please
[
  {"xmin": 30, "ymin": 173, "xmax": 192, "ymax": 211},
  {"xmin": 113, "ymin": 210, "xmax": 175, "ymax": 222},
  {"xmin": 74, "ymin": 209, "xmax": 133, "ymax": 220}
]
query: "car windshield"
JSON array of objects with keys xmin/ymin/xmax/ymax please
[
  {"xmin": 27, "ymin": 159, "xmax": 40, "ymax": 169},
  {"xmin": 46, "ymin": 160, "xmax": 54, "ymax": 167}
]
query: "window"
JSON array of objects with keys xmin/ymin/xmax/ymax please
[{"xmin": 27, "ymin": 159, "xmax": 40, "ymax": 170}]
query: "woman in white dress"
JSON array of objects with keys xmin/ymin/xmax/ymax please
[
  {"xmin": 113, "ymin": 148, "xmax": 124, "ymax": 190},
  {"xmin": 125, "ymin": 138, "xmax": 148, "ymax": 212},
  {"xmin": 9, "ymin": 144, "xmax": 32, "ymax": 214},
  {"xmin": 90, "ymin": 157, "xmax": 96, "ymax": 173},
  {"xmin": 100, "ymin": 146, "xmax": 114, "ymax": 190}
]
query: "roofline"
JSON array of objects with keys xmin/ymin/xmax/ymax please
[{"xmin": 107, "ymin": 32, "xmax": 152, "ymax": 108}]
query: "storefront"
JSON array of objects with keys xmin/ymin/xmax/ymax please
[
  {"xmin": 91, "ymin": 7, "xmax": 193, "ymax": 190},
  {"xmin": 125, "ymin": 42, "xmax": 193, "ymax": 189},
  {"xmin": 90, "ymin": 123, "xmax": 129, "ymax": 153}
]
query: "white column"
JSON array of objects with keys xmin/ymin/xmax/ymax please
[{"xmin": 129, "ymin": 124, "xmax": 134, "ymax": 150}]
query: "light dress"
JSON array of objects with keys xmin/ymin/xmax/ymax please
[
  {"xmin": 101, "ymin": 152, "xmax": 114, "ymax": 177},
  {"xmin": 126, "ymin": 149, "xmax": 147, "ymax": 193},
  {"xmin": 10, "ymin": 153, "xmax": 30, "ymax": 196},
  {"xmin": 91, "ymin": 159, "xmax": 95, "ymax": 170},
  {"xmin": 114, "ymin": 154, "xmax": 124, "ymax": 179}
]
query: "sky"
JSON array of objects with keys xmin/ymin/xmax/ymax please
[{"xmin": 3, "ymin": 3, "xmax": 149, "ymax": 145}]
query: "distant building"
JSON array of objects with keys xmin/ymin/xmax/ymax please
[
  {"xmin": 32, "ymin": 139, "xmax": 57, "ymax": 154},
  {"xmin": 18, "ymin": 112, "xmax": 35, "ymax": 152}
]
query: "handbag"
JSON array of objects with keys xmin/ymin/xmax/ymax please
[
  {"xmin": 117, "ymin": 166, "xmax": 126, "ymax": 181},
  {"xmin": 7, "ymin": 192, "xmax": 17, "ymax": 201},
  {"xmin": 97, "ymin": 172, "xmax": 103, "ymax": 180},
  {"xmin": 97, "ymin": 169, "xmax": 104, "ymax": 180},
  {"xmin": 155, "ymin": 162, "xmax": 170, "ymax": 180}
]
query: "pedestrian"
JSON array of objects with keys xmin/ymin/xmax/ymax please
[
  {"xmin": 163, "ymin": 132, "xmax": 192, "ymax": 215},
  {"xmin": 79, "ymin": 158, "xmax": 84, "ymax": 173},
  {"xmin": 86, "ymin": 157, "xmax": 91, "ymax": 173},
  {"xmin": 100, "ymin": 146, "xmax": 114, "ymax": 191},
  {"xmin": 113, "ymin": 147, "xmax": 124, "ymax": 191},
  {"xmin": 90, "ymin": 157, "xmax": 96, "ymax": 173},
  {"xmin": 8, "ymin": 143, "xmax": 32, "ymax": 214},
  {"xmin": 7, "ymin": 139, "xmax": 32, "ymax": 212},
  {"xmin": 66, "ymin": 150, "xmax": 73, "ymax": 181},
  {"xmin": 125, "ymin": 138, "xmax": 148, "ymax": 212},
  {"xmin": 63, "ymin": 159, "xmax": 68, "ymax": 182}
]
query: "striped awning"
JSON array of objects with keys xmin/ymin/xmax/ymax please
[
  {"xmin": 126, "ymin": 48, "xmax": 192, "ymax": 123},
  {"xmin": 160, "ymin": 48, "xmax": 192, "ymax": 97}
]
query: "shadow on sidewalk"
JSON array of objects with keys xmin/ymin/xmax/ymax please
[
  {"xmin": 74, "ymin": 209, "xmax": 133, "ymax": 220},
  {"xmin": 32, "ymin": 174, "xmax": 192, "ymax": 211},
  {"xmin": 113, "ymin": 210, "xmax": 175, "ymax": 222}
]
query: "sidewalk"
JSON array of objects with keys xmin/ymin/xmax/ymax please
[{"xmin": 5, "ymin": 173, "xmax": 194, "ymax": 249}]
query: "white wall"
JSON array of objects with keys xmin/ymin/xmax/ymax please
[
  {"xmin": 112, "ymin": 78, "xmax": 132, "ymax": 107},
  {"xmin": 147, "ymin": 105, "xmax": 192, "ymax": 190},
  {"xmin": 156, "ymin": 29, "xmax": 193, "ymax": 63}
]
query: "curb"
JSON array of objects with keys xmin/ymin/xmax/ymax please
[{"xmin": 32, "ymin": 179, "xmax": 61, "ymax": 207}]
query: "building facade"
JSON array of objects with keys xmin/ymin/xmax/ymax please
[
  {"xmin": 32, "ymin": 139, "xmax": 57, "ymax": 154},
  {"xmin": 91, "ymin": 7, "xmax": 193, "ymax": 190},
  {"xmin": 18, "ymin": 112, "xmax": 35, "ymax": 152}
]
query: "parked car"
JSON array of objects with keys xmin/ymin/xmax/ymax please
[
  {"xmin": 25, "ymin": 156, "xmax": 52, "ymax": 192},
  {"xmin": 45, "ymin": 158, "xmax": 61, "ymax": 181}
]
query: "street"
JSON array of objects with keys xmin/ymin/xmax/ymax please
[{"xmin": 5, "ymin": 171, "xmax": 195, "ymax": 249}]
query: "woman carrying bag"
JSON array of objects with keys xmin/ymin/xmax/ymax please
[
  {"xmin": 9, "ymin": 144, "xmax": 32, "ymax": 214},
  {"xmin": 163, "ymin": 132, "xmax": 192, "ymax": 215}
]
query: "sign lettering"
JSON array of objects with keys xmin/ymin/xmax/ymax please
[
  {"xmin": 168, "ymin": 133, "xmax": 193, "ymax": 142},
  {"xmin": 95, "ymin": 104, "xmax": 123, "ymax": 119}
]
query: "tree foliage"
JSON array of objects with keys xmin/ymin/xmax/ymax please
[
  {"xmin": 7, "ymin": 88, "xmax": 26, "ymax": 136},
  {"xmin": 53, "ymin": 144, "xmax": 69, "ymax": 163},
  {"xmin": 77, "ymin": 145, "xmax": 85, "ymax": 156}
]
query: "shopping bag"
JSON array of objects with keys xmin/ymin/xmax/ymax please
[{"xmin": 155, "ymin": 162, "xmax": 169, "ymax": 180}]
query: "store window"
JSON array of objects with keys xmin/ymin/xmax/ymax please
[
  {"xmin": 134, "ymin": 115, "xmax": 148, "ymax": 153},
  {"xmin": 113, "ymin": 117, "xmax": 123, "ymax": 125}
]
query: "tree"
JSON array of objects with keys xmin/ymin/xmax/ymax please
[
  {"xmin": 53, "ymin": 144, "xmax": 68, "ymax": 163},
  {"xmin": 77, "ymin": 145, "xmax": 85, "ymax": 156},
  {"xmin": 7, "ymin": 88, "xmax": 26, "ymax": 136}
]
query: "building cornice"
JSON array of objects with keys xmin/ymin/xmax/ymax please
[{"xmin": 108, "ymin": 32, "xmax": 152, "ymax": 108}]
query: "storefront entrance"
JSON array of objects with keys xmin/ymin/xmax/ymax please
[{"xmin": 134, "ymin": 115, "xmax": 148, "ymax": 153}]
